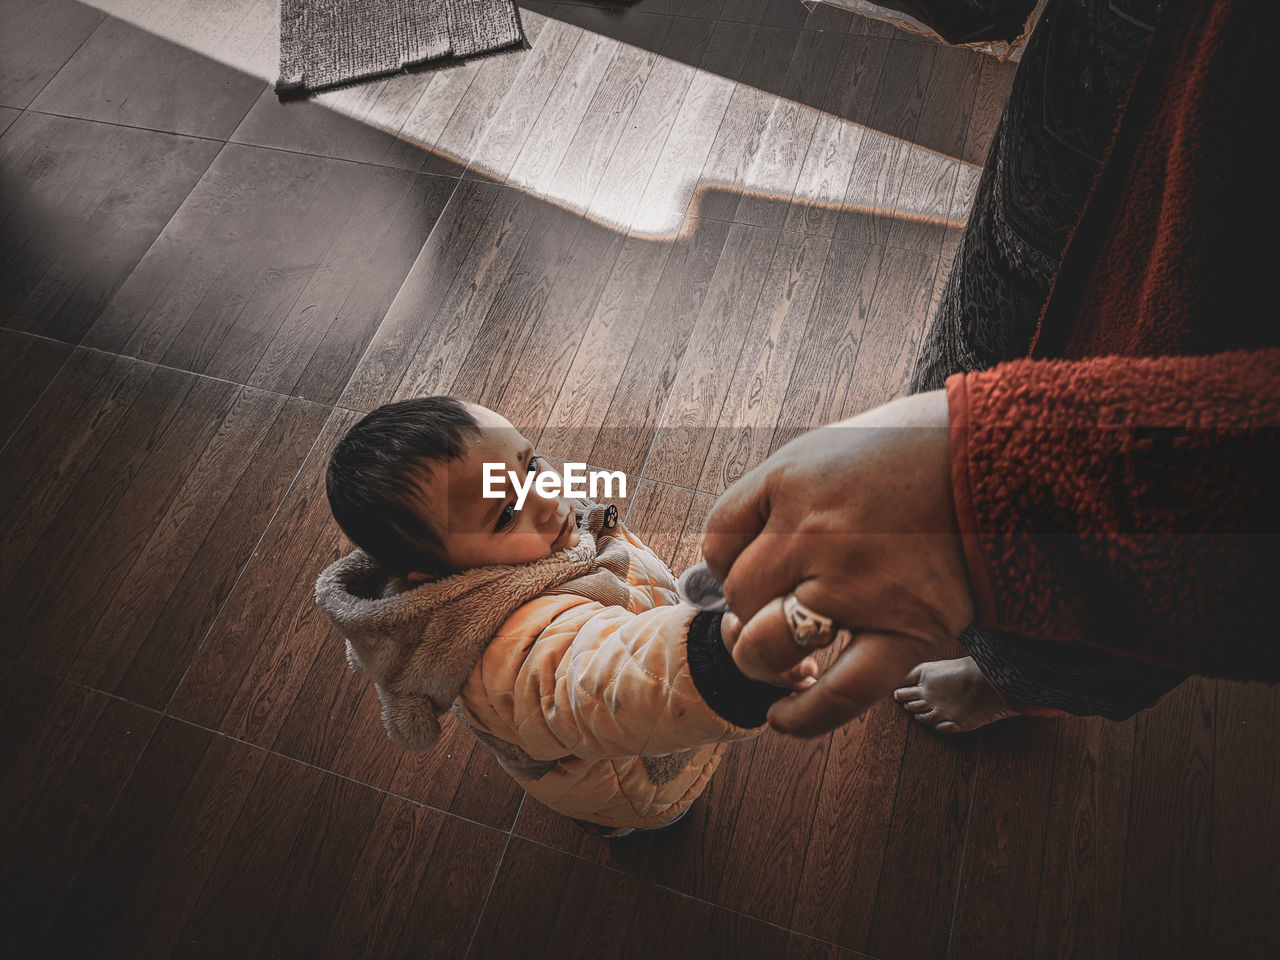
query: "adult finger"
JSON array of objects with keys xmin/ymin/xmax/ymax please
[
  {"xmin": 700, "ymin": 465, "xmax": 770, "ymax": 584},
  {"xmin": 729, "ymin": 595, "xmax": 811, "ymax": 684},
  {"xmin": 765, "ymin": 631, "xmax": 925, "ymax": 738}
]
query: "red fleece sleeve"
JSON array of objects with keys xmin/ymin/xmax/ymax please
[{"xmin": 947, "ymin": 349, "xmax": 1280, "ymax": 681}]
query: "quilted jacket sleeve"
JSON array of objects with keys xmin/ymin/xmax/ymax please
[{"xmin": 466, "ymin": 599, "xmax": 789, "ymax": 761}]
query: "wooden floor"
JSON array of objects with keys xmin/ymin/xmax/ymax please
[{"xmin": 2, "ymin": 0, "xmax": 1277, "ymax": 957}]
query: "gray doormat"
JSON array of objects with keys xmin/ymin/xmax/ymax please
[{"xmin": 277, "ymin": 0, "xmax": 526, "ymax": 100}]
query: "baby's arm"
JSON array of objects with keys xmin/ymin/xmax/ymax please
[{"xmin": 485, "ymin": 601, "xmax": 791, "ymax": 760}]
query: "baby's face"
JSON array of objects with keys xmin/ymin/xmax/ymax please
[{"xmin": 409, "ymin": 403, "xmax": 579, "ymax": 574}]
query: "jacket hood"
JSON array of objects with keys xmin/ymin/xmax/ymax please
[{"xmin": 314, "ymin": 501, "xmax": 630, "ymax": 751}]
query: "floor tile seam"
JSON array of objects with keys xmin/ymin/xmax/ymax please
[
  {"xmin": 36, "ymin": 686, "xmax": 166, "ymax": 936},
  {"xmin": 155, "ymin": 403, "xmax": 333, "ymax": 717},
  {"xmin": 14, "ymin": 339, "xmax": 343, "ymax": 412},
  {"xmin": 19, "ymin": 105, "xmax": 236, "ymax": 146},
  {"xmin": 515, "ymin": 832, "xmax": 884, "ymax": 959},
  {"xmin": 943, "ymin": 735, "xmax": 987, "ymax": 960},
  {"xmin": 0, "ymin": 334, "xmax": 77, "ymax": 460},
  {"xmin": 15, "ymin": 7, "xmax": 111, "ymax": 114},
  {"xmin": 462, "ymin": 831, "xmax": 516, "ymax": 960},
  {"xmin": 144, "ymin": 710, "xmax": 516, "ymax": 836}
]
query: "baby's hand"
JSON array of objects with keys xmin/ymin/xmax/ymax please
[{"xmin": 722, "ymin": 612, "xmax": 819, "ymax": 691}]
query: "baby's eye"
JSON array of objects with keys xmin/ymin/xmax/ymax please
[
  {"xmin": 496, "ymin": 503, "xmax": 516, "ymax": 530},
  {"xmin": 527, "ymin": 454, "xmax": 540, "ymax": 474}
]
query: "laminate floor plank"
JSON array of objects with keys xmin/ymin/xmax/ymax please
[
  {"xmin": 536, "ymin": 231, "xmax": 674, "ymax": 463},
  {"xmin": 642, "ymin": 221, "xmax": 781, "ymax": 489},
  {"xmin": 503, "ymin": 25, "xmax": 620, "ymax": 199},
  {"xmin": 835, "ymin": 41, "xmax": 936, "ymax": 246},
  {"xmin": 467, "ymin": 836, "xmax": 577, "ymax": 960},
  {"xmin": 585, "ymin": 16, "xmax": 719, "ymax": 233},
  {"xmin": 716, "ymin": 728, "xmax": 829, "ymax": 926},
  {"xmin": 339, "ymin": 177, "xmax": 502, "ymax": 412},
  {"xmin": 948, "ymin": 720, "xmax": 1060, "ymax": 960},
  {"xmin": 699, "ymin": 230, "xmax": 828, "ymax": 495},
  {"xmin": 770, "ymin": 239, "xmax": 882, "ymax": 453},
  {"xmin": 230, "ymin": 21, "xmax": 492, "ymax": 177},
  {"xmin": 0, "ymin": 328, "xmax": 71, "ymax": 450},
  {"xmin": 67, "ymin": 389, "xmax": 330, "ymax": 708},
  {"xmin": 1210, "ymin": 681, "xmax": 1280, "ymax": 957},
  {"xmin": 1, "ymin": 360, "xmax": 240, "ymax": 676},
  {"xmin": 837, "ymin": 245, "xmax": 936, "ymax": 418},
  {"xmin": 0, "ymin": 679, "xmax": 159, "ymax": 949},
  {"xmin": 0, "ymin": 0, "xmax": 106, "ymax": 108},
  {"xmin": 0, "ymin": 104, "xmax": 20, "ymax": 136},
  {"xmin": 48, "ymin": 717, "xmax": 211, "ymax": 958},
  {"xmin": 632, "ymin": 18, "xmax": 757, "ymax": 236},
  {"xmin": 735, "ymin": 28, "xmax": 845, "ymax": 229},
  {"xmin": 783, "ymin": 33, "xmax": 889, "ymax": 238},
  {"xmin": 157, "ymin": 749, "xmax": 322, "ymax": 960},
  {"xmin": 462, "ymin": 13, "xmax": 585, "ymax": 185},
  {"xmin": 590, "ymin": 215, "xmax": 732, "ymax": 475},
  {"xmin": 82, "ymin": 144, "xmax": 449, "ymax": 403},
  {"xmin": 0, "ymin": 112, "xmax": 221, "ymax": 342},
  {"xmin": 30, "ymin": 13, "xmax": 264, "ymax": 139},
  {"xmin": 692, "ymin": 25, "xmax": 803, "ymax": 224},
  {"xmin": 449, "ymin": 198, "xmax": 592, "ymax": 410},
  {"xmin": 544, "ymin": 14, "xmax": 674, "ymax": 217},
  {"xmin": 492, "ymin": 218, "xmax": 629, "ymax": 432},
  {"xmin": 1119, "ymin": 679, "xmax": 1215, "ymax": 960},
  {"xmin": 388, "ymin": 186, "xmax": 542, "ymax": 403},
  {"xmin": 866, "ymin": 717, "xmax": 981, "ymax": 960},
  {"xmin": 166, "ymin": 409, "xmax": 360, "ymax": 736},
  {"xmin": 787, "ymin": 700, "xmax": 905, "ymax": 949},
  {"xmin": 885, "ymin": 45, "xmax": 984, "ymax": 256},
  {"xmin": 1030, "ymin": 716, "xmax": 1134, "ymax": 960}
]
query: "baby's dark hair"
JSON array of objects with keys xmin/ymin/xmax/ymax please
[{"xmin": 326, "ymin": 396, "xmax": 480, "ymax": 576}]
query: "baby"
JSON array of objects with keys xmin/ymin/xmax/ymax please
[{"xmin": 315, "ymin": 396, "xmax": 813, "ymax": 836}]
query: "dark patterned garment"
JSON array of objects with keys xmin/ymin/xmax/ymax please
[{"xmin": 910, "ymin": 0, "xmax": 1188, "ymax": 719}]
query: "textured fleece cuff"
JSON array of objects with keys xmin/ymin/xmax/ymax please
[
  {"xmin": 686, "ymin": 611, "xmax": 792, "ymax": 729},
  {"xmin": 946, "ymin": 372, "xmax": 999, "ymax": 629}
]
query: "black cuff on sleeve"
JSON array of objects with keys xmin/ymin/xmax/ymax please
[{"xmin": 686, "ymin": 611, "xmax": 792, "ymax": 729}]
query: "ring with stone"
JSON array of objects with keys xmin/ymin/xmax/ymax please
[{"xmin": 782, "ymin": 594, "xmax": 838, "ymax": 651}]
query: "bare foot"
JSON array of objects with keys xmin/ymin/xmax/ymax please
[{"xmin": 892, "ymin": 657, "xmax": 1020, "ymax": 733}]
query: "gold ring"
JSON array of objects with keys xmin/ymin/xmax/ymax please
[{"xmin": 783, "ymin": 594, "xmax": 837, "ymax": 651}]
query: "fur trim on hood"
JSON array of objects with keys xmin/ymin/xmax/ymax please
[{"xmin": 314, "ymin": 501, "xmax": 630, "ymax": 751}]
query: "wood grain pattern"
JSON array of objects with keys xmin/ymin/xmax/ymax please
[
  {"xmin": 783, "ymin": 33, "xmax": 889, "ymax": 238},
  {"xmin": 0, "ymin": 329, "xmax": 71, "ymax": 451},
  {"xmin": 1120, "ymin": 679, "xmax": 1215, "ymax": 960},
  {"xmin": 1210, "ymin": 681, "xmax": 1280, "ymax": 957},
  {"xmin": 0, "ymin": 680, "xmax": 159, "ymax": 946},
  {"xmin": 641, "ymin": 221, "xmax": 781, "ymax": 488},
  {"xmin": 7, "ymin": 2, "xmax": 1259, "ymax": 957},
  {"xmin": 1031, "ymin": 716, "xmax": 1135, "ymax": 960},
  {"xmin": 835, "ymin": 41, "xmax": 936, "ymax": 246},
  {"xmin": 948, "ymin": 720, "xmax": 1060, "ymax": 960},
  {"xmin": 590, "ymin": 215, "xmax": 732, "ymax": 474},
  {"xmin": 699, "ymin": 230, "xmax": 828, "ymax": 494}
]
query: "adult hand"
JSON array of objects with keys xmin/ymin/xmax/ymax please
[{"xmin": 702, "ymin": 390, "xmax": 976, "ymax": 737}]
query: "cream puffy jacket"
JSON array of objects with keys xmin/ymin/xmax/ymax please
[{"xmin": 315, "ymin": 502, "xmax": 781, "ymax": 830}]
